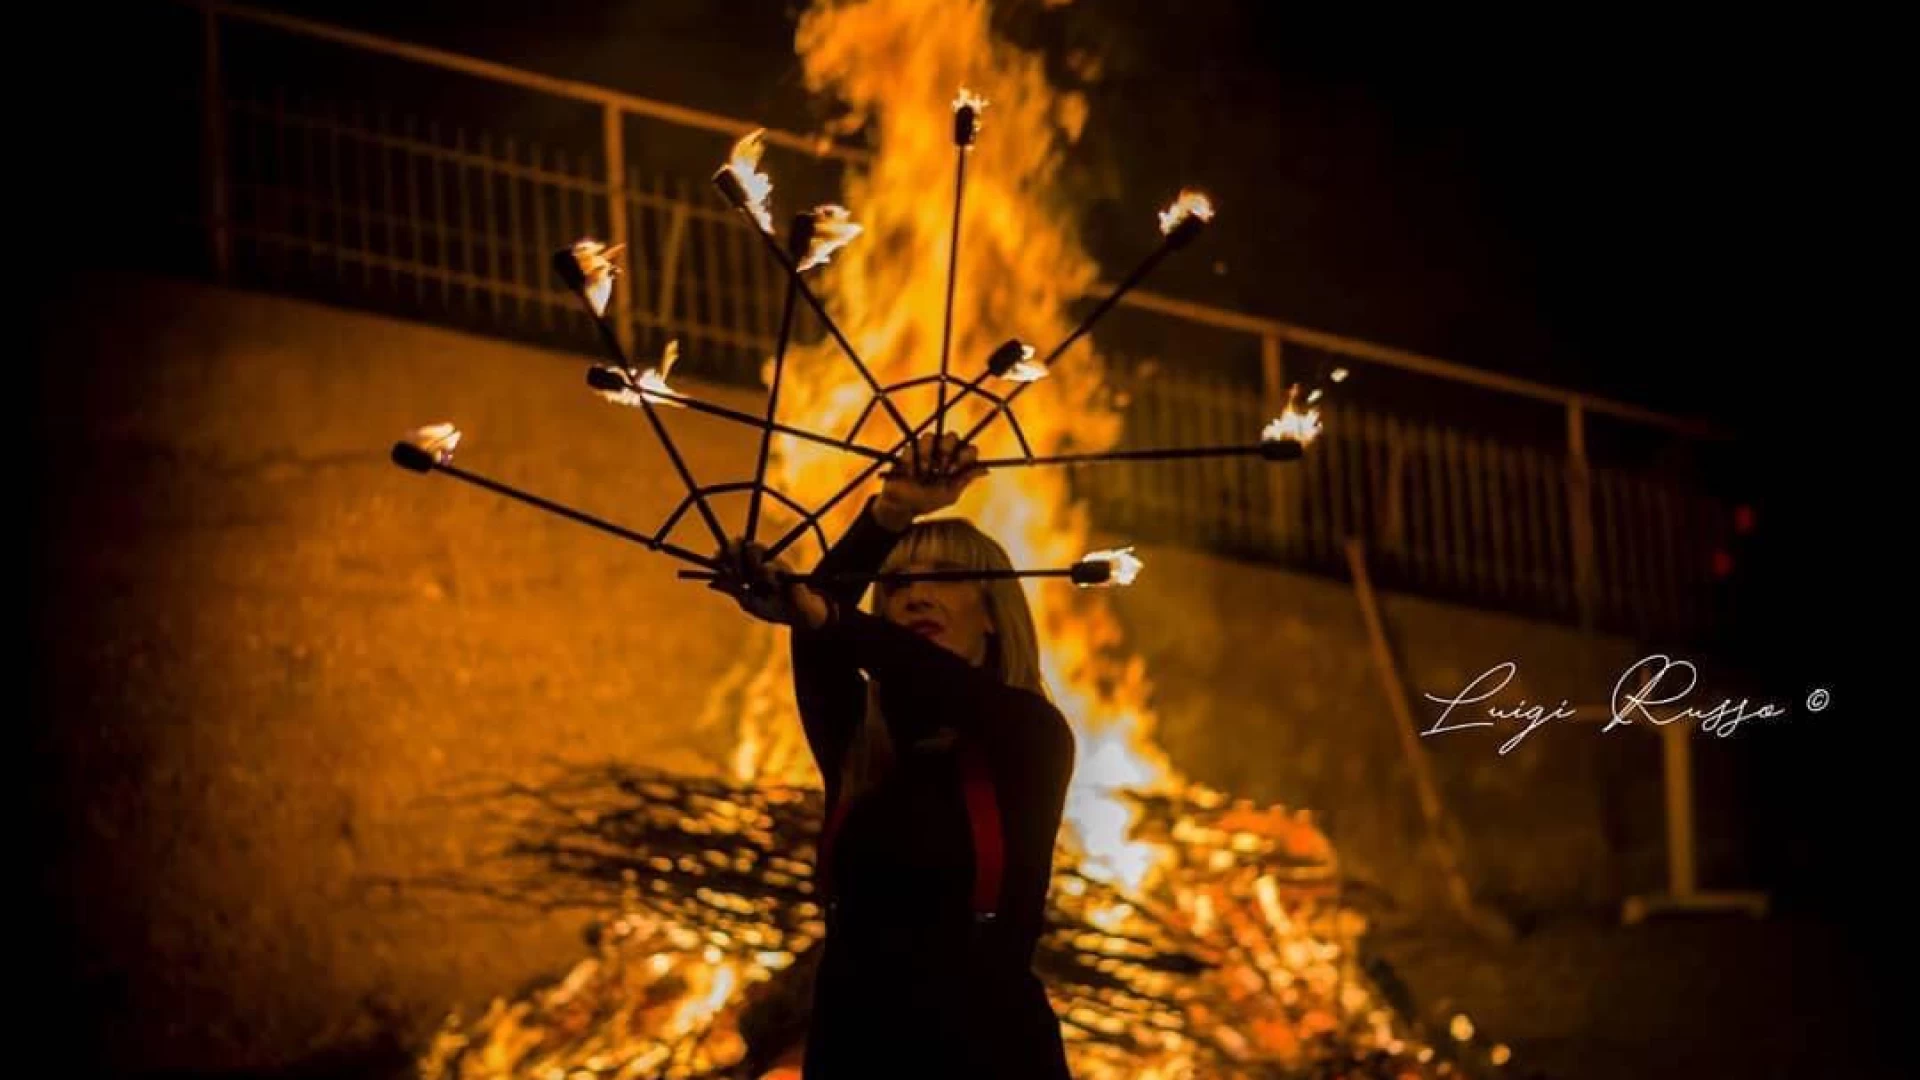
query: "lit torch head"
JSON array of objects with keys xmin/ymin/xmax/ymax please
[
  {"xmin": 558, "ymin": 238, "xmax": 625, "ymax": 316},
  {"xmin": 588, "ymin": 342, "xmax": 686, "ymax": 409},
  {"xmin": 712, "ymin": 128, "xmax": 775, "ymax": 235},
  {"xmin": 637, "ymin": 339, "xmax": 686, "ymax": 407},
  {"xmin": 391, "ymin": 422, "xmax": 462, "ymax": 472},
  {"xmin": 1158, "ymin": 188, "xmax": 1215, "ymax": 249},
  {"xmin": 986, "ymin": 338, "xmax": 1046, "ymax": 383},
  {"xmin": 952, "ymin": 86, "xmax": 988, "ymax": 147},
  {"xmin": 1072, "ymin": 546, "xmax": 1144, "ymax": 588},
  {"xmin": 794, "ymin": 204, "xmax": 863, "ymax": 272},
  {"xmin": 1259, "ymin": 385, "xmax": 1321, "ymax": 461}
]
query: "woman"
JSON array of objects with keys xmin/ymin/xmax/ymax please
[{"xmin": 716, "ymin": 434, "xmax": 1077, "ymax": 1078}]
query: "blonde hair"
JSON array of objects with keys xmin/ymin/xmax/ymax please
[{"xmin": 835, "ymin": 518, "xmax": 1048, "ymax": 803}]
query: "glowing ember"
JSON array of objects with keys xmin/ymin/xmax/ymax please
[
  {"xmin": 404, "ymin": 422, "xmax": 461, "ymax": 464},
  {"xmin": 1330, "ymin": 367, "xmax": 1349, "ymax": 383},
  {"xmin": 718, "ymin": 128, "xmax": 776, "ymax": 234},
  {"xmin": 569, "ymin": 238, "xmax": 625, "ymax": 317},
  {"xmin": 1262, "ymin": 386, "xmax": 1323, "ymax": 446},
  {"xmin": 795, "ymin": 204, "xmax": 864, "ymax": 272},
  {"xmin": 1306, "ymin": 388, "xmax": 1323, "ymax": 405},
  {"xmin": 1157, "ymin": 189, "xmax": 1214, "ymax": 236}
]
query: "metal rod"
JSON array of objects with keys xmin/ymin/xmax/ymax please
[
  {"xmin": 974, "ymin": 442, "xmax": 1298, "ymax": 469},
  {"xmin": 765, "ymin": 367, "xmax": 996, "ymax": 560},
  {"xmin": 953, "ymin": 236, "xmax": 1178, "ymax": 446},
  {"xmin": 608, "ymin": 376, "xmax": 889, "ymax": 463},
  {"xmin": 936, "ymin": 145, "xmax": 967, "ymax": 446},
  {"xmin": 412, "ymin": 457, "xmax": 715, "ymax": 568},
  {"xmin": 746, "ymin": 273, "xmax": 801, "ymax": 542},
  {"xmin": 557, "ymin": 263, "xmax": 729, "ymax": 548},
  {"xmin": 681, "ymin": 567, "xmax": 1076, "ymax": 585},
  {"xmin": 724, "ymin": 203, "xmax": 921, "ymax": 471}
]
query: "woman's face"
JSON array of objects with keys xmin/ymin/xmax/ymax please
[{"xmin": 881, "ymin": 562, "xmax": 996, "ymax": 667}]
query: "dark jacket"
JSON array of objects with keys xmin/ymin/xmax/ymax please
[{"xmin": 793, "ymin": 501, "xmax": 1077, "ymax": 1078}]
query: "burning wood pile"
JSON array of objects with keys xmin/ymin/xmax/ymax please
[{"xmin": 417, "ymin": 765, "xmax": 1511, "ymax": 1079}]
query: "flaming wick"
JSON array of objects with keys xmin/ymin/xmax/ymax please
[
  {"xmin": 1260, "ymin": 386, "xmax": 1323, "ymax": 458},
  {"xmin": 568, "ymin": 239, "xmax": 625, "ymax": 318},
  {"xmin": 794, "ymin": 204, "xmax": 863, "ymax": 273},
  {"xmin": 711, "ymin": 129, "xmax": 775, "ymax": 235},
  {"xmin": 550, "ymin": 246, "xmax": 641, "ymax": 380},
  {"xmin": 952, "ymin": 86, "xmax": 987, "ymax": 147},
  {"xmin": 390, "ymin": 425, "xmax": 715, "ymax": 569}
]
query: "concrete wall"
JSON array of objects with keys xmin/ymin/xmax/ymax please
[{"xmin": 31, "ymin": 276, "xmax": 1704, "ymax": 1075}]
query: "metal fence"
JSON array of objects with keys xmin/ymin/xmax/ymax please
[{"xmin": 175, "ymin": 0, "xmax": 1736, "ymax": 640}]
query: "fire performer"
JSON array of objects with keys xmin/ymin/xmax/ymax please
[{"xmin": 713, "ymin": 432, "xmax": 1077, "ymax": 1078}]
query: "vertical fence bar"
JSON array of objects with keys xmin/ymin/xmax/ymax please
[
  {"xmin": 482, "ymin": 132, "xmax": 505, "ymax": 322},
  {"xmin": 454, "ymin": 128, "xmax": 476, "ymax": 316},
  {"xmin": 601, "ymin": 104, "xmax": 635, "ymax": 357},
  {"xmin": 426, "ymin": 122, "xmax": 448, "ymax": 309},
  {"xmin": 626, "ymin": 166, "xmax": 650, "ymax": 336},
  {"xmin": 1260, "ymin": 335, "xmax": 1289, "ymax": 556},
  {"xmin": 700, "ymin": 194, "xmax": 727, "ymax": 364},
  {"xmin": 503, "ymin": 137, "xmax": 523, "ymax": 325},
  {"xmin": 349, "ymin": 103, "xmax": 370, "ymax": 290},
  {"xmin": 529, "ymin": 142, "xmax": 553, "ymax": 329},
  {"xmin": 403, "ymin": 115, "xmax": 424, "ymax": 305},
  {"xmin": 1567, "ymin": 401, "xmax": 1599, "ymax": 630},
  {"xmin": 658, "ymin": 178, "xmax": 689, "ymax": 334}
]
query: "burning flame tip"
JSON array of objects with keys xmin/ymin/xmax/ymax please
[
  {"xmin": 795, "ymin": 204, "xmax": 865, "ymax": 272},
  {"xmin": 1083, "ymin": 546, "xmax": 1145, "ymax": 587},
  {"xmin": 953, "ymin": 86, "xmax": 989, "ymax": 112},
  {"xmin": 569, "ymin": 239, "xmax": 624, "ymax": 316},
  {"xmin": 722, "ymin": 129, "xmax": 776, "ymax": 234},
  {"xmin": 404, "ymin": 422, "xmax": 462, "ymax": 463},
  {"xmin": 1157, "ymin": 189, "xmax": 1215, "ymax": 235}
]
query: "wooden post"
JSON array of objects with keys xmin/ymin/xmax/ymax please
[
  {"xmin": 602, "ymin": 104, "xmax": 635, "ymax": 357},
  {"xmin": 1345, "ymin": 537, "xmax": 1512, "ymax": 942}
]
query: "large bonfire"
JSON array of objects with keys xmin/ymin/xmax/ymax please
[{"xmin": 419, "ymin": 2, "xmax": 1503, "ymax": 1077}]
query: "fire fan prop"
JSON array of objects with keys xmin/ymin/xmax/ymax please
[{"xmin": 400, "ymin": 26, "xmax": 1508, "ymax": 1079}]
